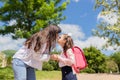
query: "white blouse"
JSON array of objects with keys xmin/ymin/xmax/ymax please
[
  {"xmin": 58, "ymin": 48, "xmax": 76, "ymax": 74},
  {"xmin": 12, "ymin": 43, "xmax": 50, "ymax": 70}
]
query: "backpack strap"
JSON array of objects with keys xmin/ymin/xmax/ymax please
[
  {"xmin": 64, "ymin": 47, "xmax": 75, "ymax": 57},
  {"xmin": 64, "ymin": 52, "xmax": 68, "ymax": 58},
  {"xmin": 64, "ymin": 47, "xmax": 74, "ymax": 58},
  {"xmin": 73, "ymin": 46, "xmax": 84, "ymax": 55}
]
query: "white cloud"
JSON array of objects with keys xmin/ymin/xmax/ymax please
[
  {"xmin": 59, "ymin": 24, "xmax": 85, "ymax": 40},
  {"xmin": 8, "ymin": 20, "xmax": 17, "ymax": 26},
  {"xmin": 74, "ymin": 36, "xmax": 107, "ymax": 49},
  {"xmin": 72, "ymin": 0, "xmax": 79, "ymax": 2},
  {"xmin": 59, "ymin": 24, "xmax": 107, "ymax": 49},
  {"xmin": 0, "ymin": 34, "xmax": 25, "ymax": 51},
  {"xmin": 97, "ymin": 12, "xmax": 118, "ymax": 25},
  {"xmin": 106, "ymin": 45, "xmax": 120, "ymax": 51}
]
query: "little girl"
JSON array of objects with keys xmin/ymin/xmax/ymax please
[{"xmin": 51, "ymin": 34, "xmax": 77, "ymax": 80}]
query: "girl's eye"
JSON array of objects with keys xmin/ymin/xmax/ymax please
[{"xmin": 58, "ymin": 36, "xmax": 61, "ymax": 39}]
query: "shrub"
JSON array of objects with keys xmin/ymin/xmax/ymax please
[
  {"xmin": 42, "ymin": 60, "xmax": 60, "ymax": 71},
  {"xmin": 0, "ymin": 67, "xmax": 14, "ymax": 80},
  {"xmin": 42, "ymin": 62, "xmax": 54, "ymax": 71}
]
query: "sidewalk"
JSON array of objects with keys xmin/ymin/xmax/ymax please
[{"xmin": 77, "ymin": 73, "xmax": 120, "ymax": 80}]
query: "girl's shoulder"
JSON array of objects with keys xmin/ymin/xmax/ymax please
[
  {"xmin": 66, "ymin": 48, "xmax": 73, "ymax": 55},
  {"xmin": 66, "ymin": 48, "xmax": 72, "ymax": 52}
]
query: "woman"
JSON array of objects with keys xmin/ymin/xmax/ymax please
[{"xmin": 12, "ymin": 25, "xmax": 61, "ymax": 80}]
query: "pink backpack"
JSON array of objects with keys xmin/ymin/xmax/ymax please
[{"xmin": 64, "ymin": 46, "xmax": 87, "ymax": 73}]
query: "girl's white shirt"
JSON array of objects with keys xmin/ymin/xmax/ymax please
[
  {"xmin": 58, "ymin": 48, "xmax": 76, "ymax": 74},
  {"xmin": 12, "ymin": 43, "xmax": 50, "ymax": 70}
]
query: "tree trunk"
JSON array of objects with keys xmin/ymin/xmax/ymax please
[
  {"xmin": 117, "ymin": 64, "xmax": 120, "ymax": 74},
  {"xmin": 1, "ymin": 55, "xmax": 7, "ymax": 67}
]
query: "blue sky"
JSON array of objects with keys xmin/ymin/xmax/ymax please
[
  {"xmin": 61, "ymin": 0, "xmax": 100, "ymax": 37},
  {"xmin": 0, "ymin": 0, "xmax": 119, "ymax": 55}
]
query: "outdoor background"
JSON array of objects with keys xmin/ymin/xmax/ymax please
[{"xmin": 0, "ymin": 0, "xmax": 120, "ymax": 80}]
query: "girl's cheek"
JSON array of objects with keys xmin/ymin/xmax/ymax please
[{"xmin": 58, "ymin": 39, "xmax": 63, "ymax": 44}]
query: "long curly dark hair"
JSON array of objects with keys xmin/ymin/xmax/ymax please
[{"xmin": 24, "ymin": 25, "xmax": 61, "ymax": 54}]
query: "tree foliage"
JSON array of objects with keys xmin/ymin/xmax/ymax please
[
  {"xmin": 110, "ymin": 51, "xmax": 120, "ymax": 73},
  {"xmin": 1, "ymin": 50, "xmax": 16, "ymax": 66},
  {"xmin": 0, "ymin": 0, "xmax": 69, "ymax": 39},
  {"xmin": 106, "ymin": 57, "xmax": 118, "ymax": 73},
  {"xmin": 93, "ymin": 0, "xmax": 120, "ymax": 47},
  {"xmin": 83, "ymin": 46, "xmax": 106, "ymax": 73},
  {"xmin": 2, "ymin": 50, "xmax": 16, "ymax": 58}
]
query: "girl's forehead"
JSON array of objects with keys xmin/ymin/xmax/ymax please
[{"xmin": 60, "ymin": 34, "xmax": 65, "ymax": 37}]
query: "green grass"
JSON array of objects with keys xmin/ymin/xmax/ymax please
[
  {"xmin": 0, "ymin": 67, "xmax": 14, "ymax": 80},
  {"xmin": 36, "ymin": 71, "xmax": 61, "ymax": 80},
  {"xmin": 0, "ymin": 67, "xmax": 62, "ymax": 80}
]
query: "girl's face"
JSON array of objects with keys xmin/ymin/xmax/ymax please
[{"xmin": 57, "ymin": 35, "xmax": 66, "ymax": 47}]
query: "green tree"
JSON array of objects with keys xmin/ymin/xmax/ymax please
[
  {"xmin": 106, "ymin": 57, "xmax": 118, "ymax": 73},
  {"xmin": 2, "ymin": 50, "xmax": 16, "ymax": 66},
  {"xmin": 83, "ymin": 46, "xmax": 106, "ymax": 73},
  {"xmin": 0, "ymin": 0, "xmax": 69, "ymax": 39},
  {"xmin": 93, "ymin": 0, "xmax": 120, "ymax": 47},
  {"xmin": 110, "ymin": 51, "xmax": 120, "ymax": 73}
]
